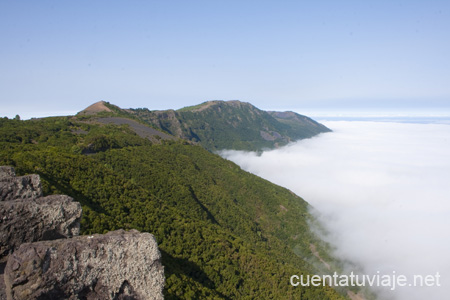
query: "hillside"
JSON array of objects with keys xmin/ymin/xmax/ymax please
[
  {"xmin": 78, "ymin": 100, "xmax": 113, "ymax": 115},
  {"xmin": 0, "ymin": 115, "xmax": 348, "ymax": 299},
  {"xmin": 128, "ymin": 100, "xmax": 331, "ymax": 151}
]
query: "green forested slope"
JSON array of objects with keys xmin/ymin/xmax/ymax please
[
  {"xmin": 0, "ymin": 116, "xmax": 345, "ymax": 299},
  {"xmin": 128, "ymin": 100, "xmax": 331, "ymax": 151}
]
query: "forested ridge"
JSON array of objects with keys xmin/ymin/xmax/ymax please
[
  {"xmin": 0, "ymin": 114, "xmax": 347, "ymax": 299},
  {"xmin": 126, "ymin": 100, "xmax": 331, "ymax": 151}
]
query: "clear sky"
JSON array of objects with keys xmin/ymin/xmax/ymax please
[{"xmin": 1, "ymin": 0, "xmax": 449, "ymax": 119}]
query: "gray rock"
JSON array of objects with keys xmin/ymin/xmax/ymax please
[
  {"xmin": 0, "ymin": 195, "xmax": 81, "ymax": 260},
  {"xmin": 0, "ymin": 262, "xmax": 6, "ymax": 300},
  {"xmin": 0, "ymin": 167, "xmax": 15, "ymax": 180},
  {"xmin": 4, "ymin": 230, "xmax": 164, "ymax": 300},
  {"xmin": 0, "ymin": 167, "xmax": 42, "ymax": 201}
]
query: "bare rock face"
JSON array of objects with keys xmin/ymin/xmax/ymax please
[
  {"xmin": 0, "ymin": 167, "xmax": 15, "ymax": 180},
  {"xmin": 4, "ymin": 230, "xmax": 164, "ymax": 300},
  {"xmin": 0, "ymin": 167, "xmax": 42, "ymax": 201},
  {"xmin": 0, "ymin": 195, "xmax": 82, "ymax": 260}
]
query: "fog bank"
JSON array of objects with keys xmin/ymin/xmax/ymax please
[{"xmin": 221, "ymin": 121, "xmax": 450, "ymax": 300}]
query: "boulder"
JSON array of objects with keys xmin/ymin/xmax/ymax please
[
  {"xmin": 0, "ymin": 195, "xmax": 82, "ymax": 260},
  {"xmin": 5, "ymin": 230, "xmax": 164, "ymax": 300},
  {"xmin": 0, "ymin": 167, "xmax": 42, "ymax": 201}
]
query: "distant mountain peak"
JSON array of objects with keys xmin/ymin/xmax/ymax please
[
  {"xmin": 78, "ymin": 101, "xmax": 113, "ymax": 115},
  {"xmin": 130, "ymin": 100, "xmax": 331, "ymax": 151},
  {"xmin": 205, "ymin": 100, "xmax": 251, "ymax": 107},
  {"xmin": 73, "ymin": 99, "xmax": 330, "ymax": 151},
  {"xmin": 178, "ymin": 100, "xmax": 254, "ymax": 113}
]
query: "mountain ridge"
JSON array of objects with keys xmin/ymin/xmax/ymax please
[{"xmin": 92, "ymin": 99, "xmax": 331, "ymax": 151}]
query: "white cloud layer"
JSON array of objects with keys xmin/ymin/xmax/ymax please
[{"xmin": 221, "ymin": 121, "xmax": 450, "ymax": 300}]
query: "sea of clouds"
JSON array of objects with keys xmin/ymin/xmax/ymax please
[{"xmin": 221, "ymin": 120, "xmax": 450, "ymax": 300}]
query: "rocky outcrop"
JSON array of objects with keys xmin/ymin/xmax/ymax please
[
  {"xmin": 5, "ymin": 230, "xmax": 164, "ymax": 300},
  {"xmin": 0, "ymin": 195, "xmax": 82, "ymax": 260},
  {"xmin": 0, "ymin": 167, "xmax": 42, "ymax": 201},
  {"xmin": 0, "ymin": 167, "xmax": 165, "ymax": 300},
  {"xmin": 0, "ymin": 167, "xmax": 15, "ymax": 180}
]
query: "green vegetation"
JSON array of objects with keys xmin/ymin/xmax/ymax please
[
  {"xmin": 177, "ymin": 102, "xmax": 210, "ymax": 112},
  {"xmin": 129, "ymin": 100, "xmax": 331, "ymax": 151},
  {"xmin": 0, "ymin": 114, "xmax": 346, "ymax": 299}
]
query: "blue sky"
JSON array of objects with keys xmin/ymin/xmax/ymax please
[{"xmin": 1, "ymin": 0, "xmax": 449, "ymax": 118}]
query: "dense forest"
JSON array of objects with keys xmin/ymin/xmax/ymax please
[{"xmin": 0, "ymin": 113, "xmax": 350, "ymax": 299}]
